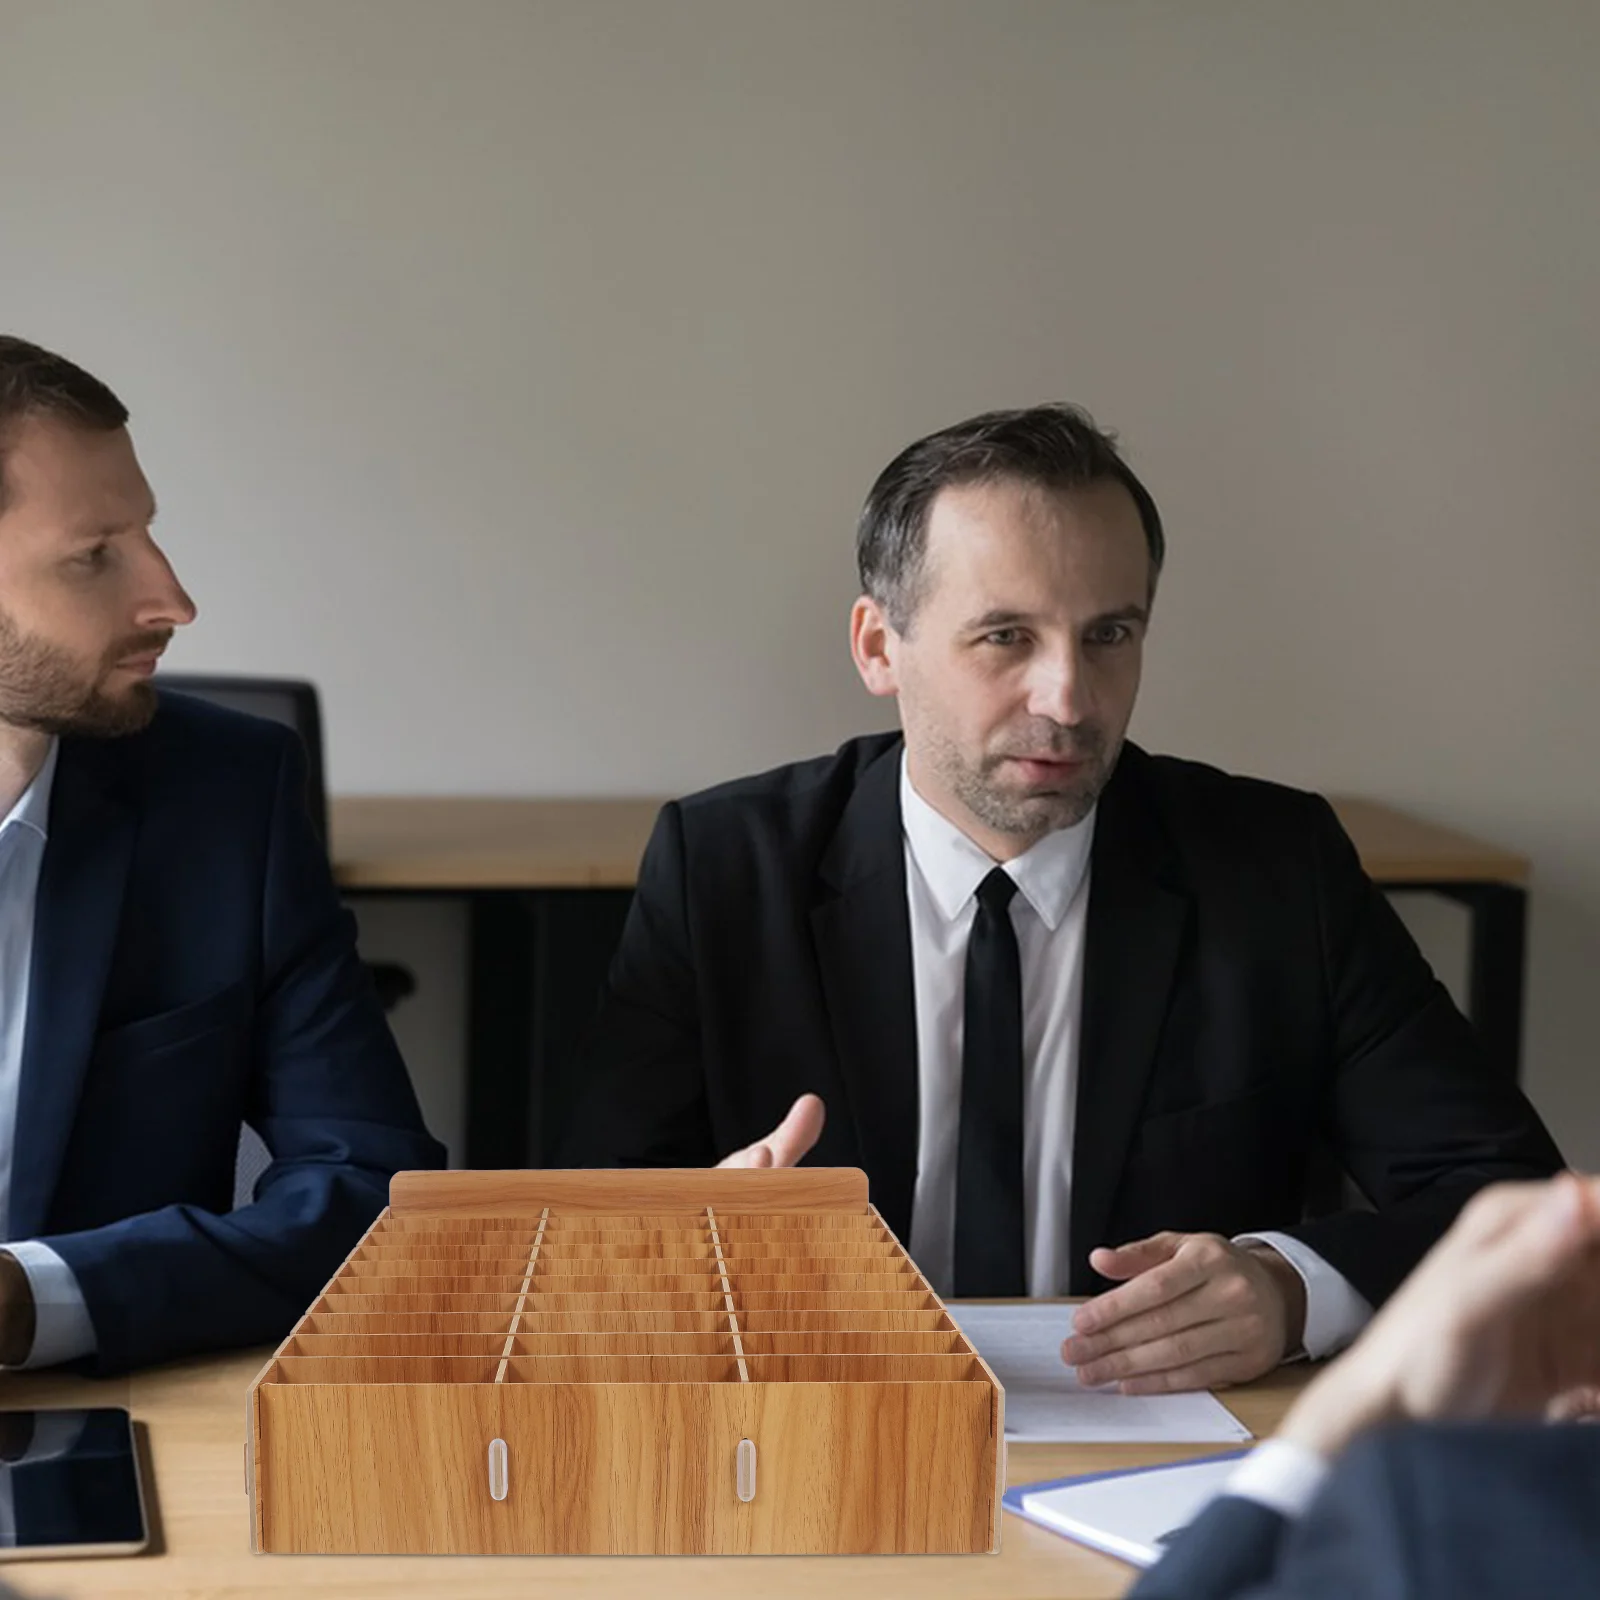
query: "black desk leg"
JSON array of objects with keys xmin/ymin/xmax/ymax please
[
  {"xmin": 464, "ymin": 892, "xmax": 538, "ymax": 1169},
  {"xmin": 1424, "ymin": 881, "xmax": 1529, "ymax": 1081},
  {"xmin": 463, "ymin": 888, "xmax": 636, "ymax": 1169},
  {"xmin": 1464, "ymin": 883, "xmax": 1529, "ymax": 1082},
  {"xmin": 526, "ymin": 889, "xmax": 636, "ymax": 1165}
]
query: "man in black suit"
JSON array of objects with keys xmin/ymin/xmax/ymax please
[
  {"xmin": 564, "ymin": 403, "xmax": 1561, "ymax": 1389},
  {"xmin": 1131, "ymin": 1172, "xmax": 1600, "ymax": 1598}
]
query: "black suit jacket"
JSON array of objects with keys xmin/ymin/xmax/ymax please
[
  {"xmin": 562, "ymin": 733, "xmax": 1560, "ymax": 1302},
  {"xmin": 14, "ymin": 692, "xmax": 444, "ymax": 1373},
  {"xmin": 1130, "ymin": 1422, "xmax": 1600, "ymax": 1599}
]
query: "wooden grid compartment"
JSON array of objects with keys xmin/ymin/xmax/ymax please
[{"xmin": 248, "ymin": 1169, "xmax": 1002, "ymax": 1556}]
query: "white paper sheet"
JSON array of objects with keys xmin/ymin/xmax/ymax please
[
  {"xmin": 946, "ymin": 1303, "xmax": 1254, "ymax": 1443},
  {"xmin": 1018, "ymin": 1454, "xmax": 1248, "ymax": 1565}
]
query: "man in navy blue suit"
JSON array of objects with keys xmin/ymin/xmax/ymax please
[
  {"xmin": 0, "ymin": 335, "xmax": 444, "ymax": 1376},
  {"xmin": 1132, "ymin": 1170, "xmax": 1600, "ymax": 1598}
]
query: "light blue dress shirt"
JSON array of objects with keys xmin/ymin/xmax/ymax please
[{"xmin": 0, "ymin": 739, "xmax": 98, "ymax": 1368}]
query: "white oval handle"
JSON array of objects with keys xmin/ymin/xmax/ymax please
[
  {"xmin": 735, "ymin": 1437, "xmax": 757, "ymax": 1503},
  {"xmin": 488, "ymin": 1437, "xmax": 509, "ymax": 1502}
]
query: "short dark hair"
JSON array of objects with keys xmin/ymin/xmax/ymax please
[
  {"xmin": 856, "ymin": 403, "xmax": 1165, "ymax": 630},
  {"xmin": 0, "ymin": 336, "xmax": 130, "ymax": 513}
]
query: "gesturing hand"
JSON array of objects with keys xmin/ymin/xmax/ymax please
[
  {"xmin": 1279, "ymin": 1173, "xmax": 1600, "ymax": 1460},
  {"xmin": 1061, "ymin": 1231, "xmax": 1306, "ymax": 1393},
  {"xmin": 715, "ymin": 1094, "xmax": 826, "ymax": 1169}
]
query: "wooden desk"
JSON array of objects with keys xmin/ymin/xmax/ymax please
[
  {"xmin": 331, "ymin": 798, "xmax": 662, "ymax": 890},
  {"xmin": 330, "ymin": 794, "xmax": 1531, "ymax": 1167},
  {"xmin": 331, "ymin": 795, "xmax": 1528, "ymax": 892},
  {"xmin": 0, "ymin": 1345, "xmax": 1310, "ymax": 1599}
]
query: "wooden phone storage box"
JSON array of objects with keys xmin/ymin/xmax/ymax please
[{"xmin": 247, "ymin": 1168, "xmax": 1004, "ymax": 1555}]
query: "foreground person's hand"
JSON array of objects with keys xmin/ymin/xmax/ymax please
[{"xmin": 1279, "ymin": 1173, "xmax": 1600, "ymax": 1461}]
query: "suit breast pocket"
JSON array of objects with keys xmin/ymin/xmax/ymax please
[
  {"xmin": 1133, "ymin": 1085, "xmax": 1279, "ymax": 1149},
  {"xmin": 91, "ymin": 982, "xmax": 253, "ymax": 1071},
  {"xmin": 68, "ymin": 983, "xmax": 255, "ymax": 1220},
  {"xmin": 1120, "ymin": 1086, "xmax": 1302, "ymax": 1235}
]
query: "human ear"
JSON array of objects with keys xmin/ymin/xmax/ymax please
[{"xmin": 849, "ymin": 595, "xmax": 900, "ymax": 698}]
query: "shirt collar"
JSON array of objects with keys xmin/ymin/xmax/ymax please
[
  {"xmin": 899, "ymin": 750, "xmax": 1095, "ymax": 930},
  {"xmin": 1, "ymin": 737, "xmax": 60, "ymax": 845}
]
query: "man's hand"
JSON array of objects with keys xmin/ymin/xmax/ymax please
[
  {"xmin": 0, "ymin": 1249, "xmax": 36, "ymax": 1367},
  {"xmin": 715, "ymin": 1094, "xmax": 826, "ymax": 1169},
  {"xmin": 1278, "ymin": 1173, "xmax": 1600, "ymax": 1460},
  {"xmin": 1061, "ymin": 1232, "xmax": 1306, "ymax": 1393},
  {"xmin": 1546, "ymin": 1384, "xmax": 1600, "ymax": 1423}
]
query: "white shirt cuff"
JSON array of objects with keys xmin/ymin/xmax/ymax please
[
  {"xmin": 2, "ymin": 1241, "xmax": 98, "ymax": 1368},
  {"xmin": 1224, "ymin": 1437, "xmax": 1332, "ymax": 1521},
  {"xmin": 1234, "ymin": 1230, "xmax": 1374, "ymax": 1360}
]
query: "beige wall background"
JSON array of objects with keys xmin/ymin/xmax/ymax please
[{"xmin": 3, "ymin": 1, "xmax": 1596, "ymax": 1165}]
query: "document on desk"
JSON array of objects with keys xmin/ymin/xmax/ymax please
[
  {"xmin": 947, "ymin": 1303, "xmax": 1254, "ymax": 1443},
  {"xmin": 1004, "ymin": 1453, "xmax": 1252, "ymax": 1566}
]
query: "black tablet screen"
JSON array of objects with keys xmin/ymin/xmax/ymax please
[{"xmin": 0, "ymin": 1408, "xmax": 145, "ymax": 1553}]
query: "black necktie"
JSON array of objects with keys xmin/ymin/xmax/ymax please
[{"xmin": 953, "ymin": 866, "xmax": 1026, "ymax": 1297}]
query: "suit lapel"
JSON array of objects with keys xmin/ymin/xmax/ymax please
[
  {"xmin": 810, "ymin": 741, "xmax": 920, "ymax": 1241},
  {"xmin": 9, "ymin": 738, "xmax": 137, "ymax": 1238},
  {"xmin": 1070, "ymin": 747, "xmax": 1190, "ymax": 1285}
]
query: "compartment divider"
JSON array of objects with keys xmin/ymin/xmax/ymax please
[
  {"xmin": 705, "ymin": 1206, "xmax": 749, "ymax": 1382},
  {"xmin": 496, "ymin": 1206, "xmax": 549, "ymax": 1383}
]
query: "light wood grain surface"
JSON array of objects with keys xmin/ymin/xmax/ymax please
[
  {"xmin": 250, "ymin": 1179, "xmax": 1002, "ymax": 1556},
  {"xmin": 388, "ymin": 1167, "xmax": 871, "ymax": 1214},
  {"xmin": 1325, "ymin": 796, "xmax": 1528, "ymax": 885},
  {"xmin": 329, "ymin": 794, "xmax": 1527, "ymax": 891},
  {"xmin": 330, "ymin": 797, "xmax": 662, "ymax": 889},
  {"xmin": 0, "ymin": 1332, "xmax": 1310, "ymax": 1598}
]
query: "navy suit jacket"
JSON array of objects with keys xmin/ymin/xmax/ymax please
[
  {"xmin": 1130, "ymin": 1422, "xmax": 1600, "ymax": 1599},
  {"xmin": 11, "ymin": 691, "xmax": 444, "ymax": 1374}
]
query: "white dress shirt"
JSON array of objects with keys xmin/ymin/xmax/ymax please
[
  {"xmin": 0, "ymin": 740, "xmax": 98, "ymax": 1368},
  {"xmin": 1222, "ymin": 1435, "xmax": 1332, "ymax": 1519},
  {"xmin": 904, "ymin": 756, "xmax": 1095, "ymax": 1298},
  {"xmin": 899, "ymin": 756, "xmax": 1371, "ymax": 1357}
]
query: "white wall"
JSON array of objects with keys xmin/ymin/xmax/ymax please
[{"xmin": 4, "ymin": 1, "xmax": 1597, "ymax": 1163}]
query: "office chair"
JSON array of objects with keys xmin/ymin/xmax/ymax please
[
  {"xmin": 156, "ymin": 673, "xmax": 417, "ymax": 1205},
  {"xmin": 158, "ymin": 674, "xmax": 330, "ymax": 841}
]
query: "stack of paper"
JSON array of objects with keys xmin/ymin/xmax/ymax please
[{"xmin": 946, "ymin": 1302, "xmax": 1253, "ymax": 1443}]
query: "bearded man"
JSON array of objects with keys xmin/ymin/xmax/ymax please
[{"xmin": 0, "ymin": 336, "xmax": 442, "ymax": 1375}]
